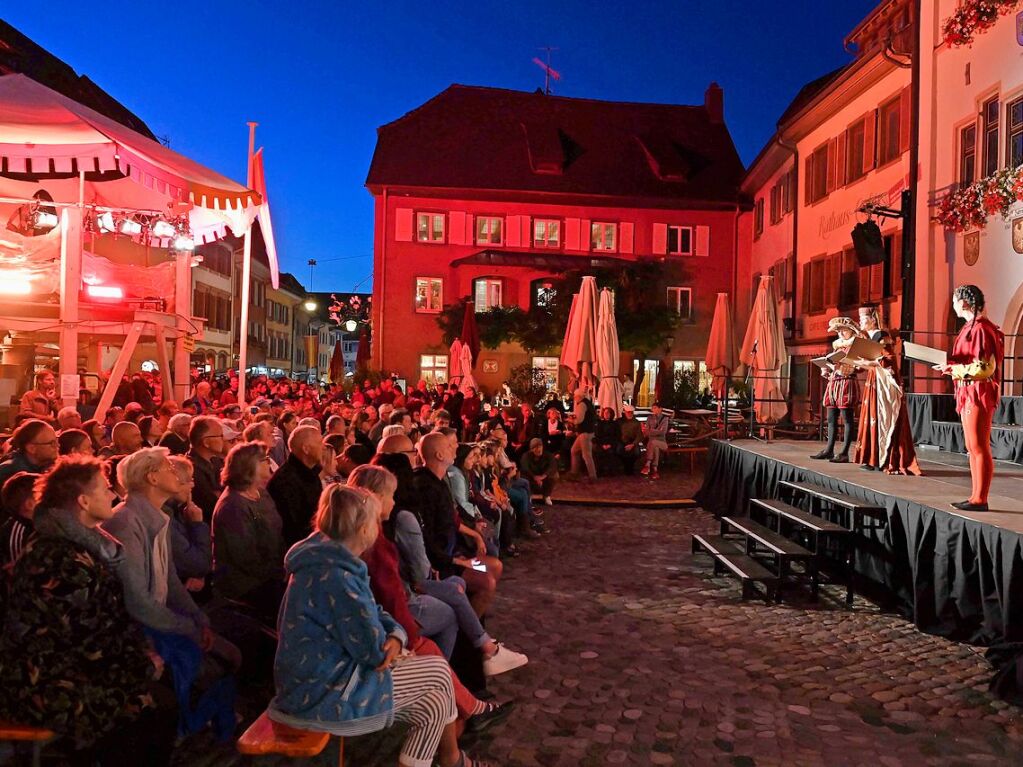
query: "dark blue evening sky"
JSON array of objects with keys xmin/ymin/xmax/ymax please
[{"xmin": 5, "ymin": 0, "xmax": 876, "ymax": 292}]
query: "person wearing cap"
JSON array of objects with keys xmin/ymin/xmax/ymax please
[
  {"xmin": 812, "ymin": 316, "xmax": 863, "ymax": 463},
  {"xmin": 519, "ymin": 437, "xmax": 558, "ymax": 506},
  {"xmin": 618, "ymin": 404, "xmax": 643, "ymax": 476}
]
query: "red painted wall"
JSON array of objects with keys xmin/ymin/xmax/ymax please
[{"xmin": 372, "ymin": 190, "xmax": 741, "ymax": 392}]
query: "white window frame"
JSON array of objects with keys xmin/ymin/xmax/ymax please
[
  {"xmin": 414, "ymin": 277, "xmax": 443, "ymax": 313},
  {"xmin": 532, "ymin": 356, "xmax": 560, "ymax": 390},
  {"xmin": 475, "ymin": 216, "xmax": 503, "ymax": 245},
  {"xmin": 420, "ymin": 354, "xmax": 448, "ymax": 385},
  {"xmin": 474, "ymin": 278, "xmax": 503, "ymax": 312},
  {"xmin": 590, "ymin": 222, "xmax": 617, "ymax": 252},
  {"xmin": 667, "ymin": 225, "xmax": 694, "ymax": 256},
  {"xmin": 667, "ymin": 286, "xmax": 693, "ymax": 322},
  {"xmin": 533, "ymin": 218, "xmax": 561, "ymax": 248},
  {"xmin": 416, "ymin": 212, "xmax": 445, "ymax": 243}
]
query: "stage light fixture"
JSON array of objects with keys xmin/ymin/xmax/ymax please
[
  {"xmin": 120, "ymin": 218, "xmax": 143, "ymax": 236},
  {"xmin": 32, "ymin": 209, "xmax": 59, "ymax": 230},
  {"xmin": 85, "ymin": 284, "xmax": 124, "ymax": 299},
  {"xmin": 0, "ymin": 270, "xmax": 32, "ymax": 295},
  {"xmin": 173, "ymin": 234, "xmax": 195, "ymax": 251},
  {"xmin": 152, "ymin": 220, "xmax": 176, "ymax": 239},
  {"xmin": 96, "ymin": 211, "xmax": 117, "ymax": 233}
]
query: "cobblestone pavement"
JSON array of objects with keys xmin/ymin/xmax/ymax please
[{"xmin": 173, "ymin": 469, "xmax": 1022, "ymax": 766}]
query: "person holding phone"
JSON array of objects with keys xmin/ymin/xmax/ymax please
[{"xmin": 935, "ymin": 285, "xmax": 1004, "ymax": 511}]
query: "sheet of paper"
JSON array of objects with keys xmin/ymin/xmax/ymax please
[
  {"xmin": 903, "ymin": 341, "xmax": 947, "ymax": 367},
  {"xmin": 843, "ymin": 336, "xmax": 885, "ymax": 364}
]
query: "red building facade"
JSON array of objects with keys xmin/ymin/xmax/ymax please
[{"xmin": 367, "ymin": 84, "xmax": 748, "ymax": 400}]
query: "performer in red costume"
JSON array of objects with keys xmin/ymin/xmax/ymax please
[{"xmin": 937, "ymin": 285, "xmax": 1004, "ymax": 512}]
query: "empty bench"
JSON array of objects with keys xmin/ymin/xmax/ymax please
[
  {"xmin": 750, "ymin": 497, "xmax": 855, "ymax": 605},
  {"xmin": 721, "ymin": 515, "xmax": 819, "ymax": 597},
  {"xmin": 691, "ymin": 533, "xmax": 779, "ymax": 602},
  {"xmin": 237, "ymin": 710, "xmax": 343, "ymax": 765}
]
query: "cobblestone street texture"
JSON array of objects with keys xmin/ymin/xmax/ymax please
[{"xmin": 173, "ymin": 469, "xmax": 1022, "ymax": 766}]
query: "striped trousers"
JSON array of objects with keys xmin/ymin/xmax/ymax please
[{"xmin": 391, "ymin": 655, "xmax": 458, "ymax": 767}]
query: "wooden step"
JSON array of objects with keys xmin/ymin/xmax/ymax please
[
  {"xmin": 691, "ymin": 534, "xmax": 779, "ymax": 602},
  {"xmin": 721, "ymin": 516, "xmax": 813, "ymax": 558},
  {"xmin": 779, "ymin": 480, "xmax": 884, "ymax": 515},
  {"xmin": 751, "ymin": 498, "xmax": 851, "ymax": 534}
]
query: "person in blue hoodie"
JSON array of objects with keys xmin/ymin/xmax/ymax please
[{"xmin": 270, "ymin": 483, "xmax": 491, "ymax": 767}]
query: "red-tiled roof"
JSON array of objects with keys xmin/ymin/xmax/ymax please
[{"xmin": 366, "ymin": 85, "xmax": 746, "ymax": 204}]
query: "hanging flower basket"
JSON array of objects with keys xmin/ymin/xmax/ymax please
[
  {"xmin": 942, "ymin": 0, "xmax": 1021, "ymax": 47},
  {"xmin": 936, "ymin": 165, "xmax": 1023, "ymax": 232}
]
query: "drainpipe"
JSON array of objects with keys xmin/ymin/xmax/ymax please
[{"xmin": 376, "ymin": 186, "xmax": 388, "ymax": 371}]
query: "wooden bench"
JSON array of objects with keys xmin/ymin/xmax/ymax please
[
  {"xmin": 666, "ymin": 445, "xmax": 707, "ymax": 473},
  {"xmin": 691, "ymin": 533, "xmax": 779, "ymax": 602},
  {"xmin": 778, "ymin": 480, "xmax": 886, "ymax": 533},
  {"xmin": 751, "ymin": 498, "xmax": 855, "ymax": 605},
  {"xmin": 721, "ymin": 515, "xmax": 819, "ymax": 597},
  {"xmin": 0, "ymin": 721, "xmax": 56, "ymax": 767},
  {"xmin": 237, "ymin": 710, "xmax": 343, "ymax": 765}
]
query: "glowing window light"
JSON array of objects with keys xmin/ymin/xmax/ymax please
[{"xmin": 85, "ymin": 285, "xmax": 124, "ymax": 299}]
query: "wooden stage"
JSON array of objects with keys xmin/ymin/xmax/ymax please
[{"xmin": 724, "ymin": 439, "xmax": 1023, "ymax": 536}]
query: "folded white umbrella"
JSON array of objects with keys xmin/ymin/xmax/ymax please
[
  {"xmin": 595, "ymin": 288, "xmax": 623, "ymax": 416},
  {"xmin": 705, "ymin": 292, "xmax": 738, "ymax": 400},
  {"xmin": 738, "ymin": 275, "xmax": 788, "ymax": 423}
]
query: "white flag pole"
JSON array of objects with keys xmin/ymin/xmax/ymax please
[{"xmin": 237, "ymin": 121, "xmax": 258, "ymax": 408}]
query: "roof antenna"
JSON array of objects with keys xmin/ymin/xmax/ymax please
[{"xmin": 533, "ymin": 46, "xmax": 561, "ymax": 95}]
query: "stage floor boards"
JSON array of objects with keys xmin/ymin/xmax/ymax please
[{"xmin": 724, "ymin": 439, "xmax": 1023, "ymax": 535}]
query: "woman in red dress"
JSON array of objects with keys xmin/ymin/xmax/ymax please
[
  {"xmin": 937, "ymin": 285, "xmax": 1004, "ymax": 511},
  {"xmin": 812, "ymin": 317, "xmax": 862, "ymax": 464},
  {"xmin": 853, "ymin": 305, "xmax": 921, "ymax": 475}
]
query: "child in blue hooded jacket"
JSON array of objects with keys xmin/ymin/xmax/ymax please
[{"xmin": 269, "ymin": 483, "xmax": 489, "ymax": 767}]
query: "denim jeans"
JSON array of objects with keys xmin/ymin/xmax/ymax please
[
  {"xmin": 408, "ymin": 593, "xmax": 457, "ymax": 658},
  {"xmin": 419, "ymin": 576, "xmax": 492, "ymax": 650}
]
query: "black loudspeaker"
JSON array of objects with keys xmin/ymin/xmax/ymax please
[{"xmin": 852, "ymin": 220, "xmax": 886, "ymax": 266}]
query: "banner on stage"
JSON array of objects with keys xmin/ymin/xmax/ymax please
[{"xmin": 903, "ymin": 341, "xmax": 947, "ymax": 367}]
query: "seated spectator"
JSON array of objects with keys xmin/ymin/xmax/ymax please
[
  {"xmin": 594, "ymin": 407, "xmax": 623, "ymax": 474},
  {"xmin": 320, "ymin": 442, "xmax": 342, "ymax": 487},
  {"xmin": 448, "ymin": 444, "xmax": 499, "ymax": 558},
  {"xmin": 373, "ymin": 454, "xmax": 527, "ymax": 678},
  {"xmin": 0, "ymin": 419, "xmax": 58, "ymax": 485},
  {"xmin": 213, "ymin": 443, "xmax": 284, "ymax": 624},
  {"xmin": 540, "ymin": 407, "xmax": 565, "ymax": 460},
  {"xmin": 1, "ymin": 471, "xmax": 39, "ymax": 574},
  {"xmin": 104, "ymin": 448, "xmax": 240, "ymax": 672},
  {"xmin": 56, "ymin": 405, "xmax": 83, "ymax": 432},
  {"xmin": 187, "ymin": 415, "xmax": 226, "ymax": 523},
  {"xmin": 267, "ymin": 425, "xmax": 325, "ymax": 547},
  {"xmin": 269, "ymin": 411, "xmax": 298, "ymax": 467},
  {"xmin": 618, "ymin": 404, "xmax": 643, "ymax": 475},
  {"xmin": 519, "ymin": 438, "xmax": 559, "ymax": 506},
  {"xmin": 489, "ymin": 426, "xmax": 542, "ymax": 536},
  {"xmin": 269, "ymin": 484, "xmax": 489, "ymax": 767},
  {"xmin": 164, "ymin": 456, "xmax": 212, "ymax": 592},
  {"xmin": 158, "ymin": 412, "xmax": 193, "ymax": 455},
  {"xmin": 641, "ymin": 402, "xmax": 670, "ymax": 480},
  {"xmin": 82, "ymin": 418, "xmax": 108, "ymax": 453},
  {"xmin": 109, "ymin": 420, "xmax": 143, "ymax": 456},
  {"xmin": 58, "ymin": 427, "xmax": 95, "ymax": 457},
  {"xmin": 0, "ymin": 457, "xmax": 176, "ymax": 765},
  {"xmin": 338, "ymin": 442, "xmax": 373, "ymax": 478},
  {"xmin": 18, "ymin": 369, "xmax": 57, "ymax": 424},
  {"xmin": 138, "ymin": 415, "xmax": 159, "ymax": 447}
]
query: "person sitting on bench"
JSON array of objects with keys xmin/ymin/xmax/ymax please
[{"xmin": 519, "ymin": 438, "xmax": 559, "ymax": 506}]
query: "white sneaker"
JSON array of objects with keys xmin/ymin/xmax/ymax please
[
  {"xmin": 483, "ymin": 644, "xmax": 529, "ymax": 676},
  {"xmin": 544, "ymin": 496, "xmax": 553, "ymax": 506}
]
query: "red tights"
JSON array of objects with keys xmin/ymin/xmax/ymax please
[{"xmin": 961, "ymin": 403, "xmax": 994, "ymax": 504}]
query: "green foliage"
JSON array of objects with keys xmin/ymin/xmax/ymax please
[
  {"xmin": 435, "ymin": 260, "xmax": 683, "ymax": 356},
  {"xmin": 508, "ymin": 364, "xmax": 550, "ymax": 405}
]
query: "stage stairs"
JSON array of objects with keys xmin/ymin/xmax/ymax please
[{"xmin": 692, "ymin": 480, "xmax": 885, "ymax": 604}]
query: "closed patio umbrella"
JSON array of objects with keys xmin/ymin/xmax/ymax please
[
  {"xmin": 738, "ymin": 275, "xmax": 788, "ymax": 423},
  {"xmin": 449, "ymin": 338, "xmax": 464, "ymax": 385},
  {"xmin": 595, "ymin": 288, "xmax": 623, "ymax": 416},
  {"xmin": 355, "ymin": 324, "xmax": 370, "ymax": 372},
  {"xmin": 458, "ymin": 342, "xmax": 477, "ymax": 395},
  {"xmin": 705, "ymin": 292, "xmax": 738, "ymax": 400},
  {"xmin": 461, "ymin": 300, "xmax": 480, "ymax": 367},
  {"xmin": 559, "ymin": 276, "xmax": 600, "ymax": 393},
  {"xmin": 328, "ymin": 340, "xmax": 345, "ymax": 383}
]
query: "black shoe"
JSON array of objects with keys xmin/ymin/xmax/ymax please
[
  {"xmin": 810, "ymin": 450, "xmax": 834, "ymax": 460},
  {"xmin": 829, "ymin": 454, "xmax": 849, "ymax": 464},
  {"xmin": 951, "ymin": 500, "xmax": 989, "ymax": 512},
  {"xmin": 859, "ymin": 464, "xmax": 877, "ymax": 471},
  {"xmin": 465, "ymin": 700, "xmax": 515, "ymax": 734}
]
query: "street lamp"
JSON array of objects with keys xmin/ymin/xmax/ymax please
[
  {"xmin": 343, "ymin": 318, "xmax": 358, "ymax": 333},
  {"xmin": 303, "ymin": 298, "xmax": 317, "ymax": 312}
]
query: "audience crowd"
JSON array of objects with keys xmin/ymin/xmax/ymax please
[{"xmin": 0, "ymin": 367, "xmax": 672, "ymax": 766}]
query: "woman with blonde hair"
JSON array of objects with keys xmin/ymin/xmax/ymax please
[{"xmin": 270, "ymin": 484, "xmax": 492, "ymax": 767}]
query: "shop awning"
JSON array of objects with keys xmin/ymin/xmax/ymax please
[{"xmin": 450, "ymin": 248, "xmax": 631, "ymax": 271}]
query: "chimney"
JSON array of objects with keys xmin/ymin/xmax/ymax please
[{"xmin": 704, "ymin": 82, "xmax": 723, "ymax": 124}]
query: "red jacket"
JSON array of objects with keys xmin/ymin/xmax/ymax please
[{"xmin": 361, "ymin": 527, "xmax": 419, "ymax": 644}]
